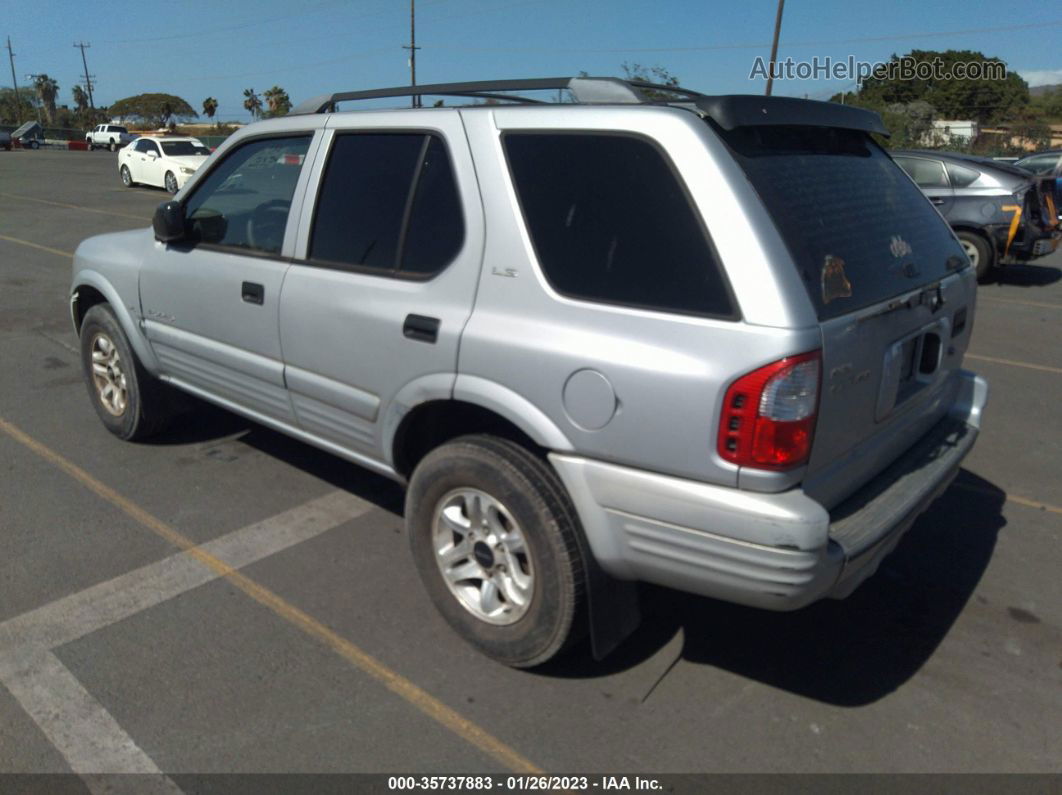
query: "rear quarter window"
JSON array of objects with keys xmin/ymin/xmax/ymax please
[
  {"xmin": 503, "ymin": 132, "xmax": 734, "ymax": 318},
  {"xmin": 717, "ymin": 125, "xmax": 967, "ymax": 320}
]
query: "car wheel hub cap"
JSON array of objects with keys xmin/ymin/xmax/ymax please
[
  {"xmin": 90, "ymin": 333, "xmax": 128, "ymax": 417},
  {"xmin": 432, "ymin": 488, "xmax": 533, "ymax": 625},
  {"xmin": 960, "ymin": 239, "xmax": 979, "ymax": 266}
]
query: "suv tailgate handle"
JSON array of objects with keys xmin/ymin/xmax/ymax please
[{"xmin": 403, "ymin": 314, "xmax": 440, "ymax": 343}]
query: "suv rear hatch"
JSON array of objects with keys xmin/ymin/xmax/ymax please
[{"xmin": 708, "ymin": 106, "xmax": 976, "ymax": 509}]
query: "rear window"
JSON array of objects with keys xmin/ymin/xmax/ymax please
[
  {"xmin": 503, "ymin": 132, "xmax": 734, "ymax": 318},
  {"xmin": 717, "ymin": 125, "xmax": 967, "ymax": 320}
]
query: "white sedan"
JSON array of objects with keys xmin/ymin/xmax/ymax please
[{"xmin": 118, "ymin": 137, "xmax": 211, "ymax": 193}]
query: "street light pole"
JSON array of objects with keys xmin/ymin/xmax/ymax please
[{"xmin": 765, "ymin": 0, "xmax": 785, "ymax": 97}]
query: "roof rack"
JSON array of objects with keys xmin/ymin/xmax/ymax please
[{"xmin": 289, "ymin": 76, "xmax": 887, "ymax": 136}]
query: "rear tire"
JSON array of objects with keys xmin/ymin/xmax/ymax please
[
  {"xmin": 109, "ymin": 140, "xmax": 117, "ymax": 152},
  {"xmin": 79, "ymin": 304, "xmax": 173, "ymax": 441},
  {"xmin": 406, "ymin": 435, "xmax": 587, "ymax": 668},
  {"xmin": 957, "ymin": 231, "xmax": 994, "ymax": 282},
  {"xmin": 29, "ymin": 140, "xmax": 39, "ymax": 150}
]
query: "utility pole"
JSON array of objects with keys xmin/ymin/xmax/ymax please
[
  {"xmin": 6, "ymin": 37, "xmax": 21, "ymax": 124},
  {"xmin": 74, "ymin": 42, "xmax": 95, "ymax": 108},
  {"xmin": 402, "ymin": 0, "xmax": 421, "ymax": 108},
  {"xmin": 764, "ymin": 0, "xmax": 785, "ymax": 97}
]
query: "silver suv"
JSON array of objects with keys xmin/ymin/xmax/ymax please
[{"xmin": 71, "ymin": 77, "xmax": 988, "ymax": 667}]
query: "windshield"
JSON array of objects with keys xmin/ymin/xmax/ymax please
[
  {"xmin": 161, "ymin": 141, "xmax": 210, "ymax": 157},
  {"xmin": 715, "ymin": 123, "xmax": 967, "ymax": 320}
]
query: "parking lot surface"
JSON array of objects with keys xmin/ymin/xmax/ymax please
[{"xmin": 1, "ymin": 149, "xmax": 1060, "ymax": 781}]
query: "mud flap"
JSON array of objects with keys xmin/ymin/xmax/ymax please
[{"xmin": 585, "ymin": 554, "xmax": 641, "ymax": 660}]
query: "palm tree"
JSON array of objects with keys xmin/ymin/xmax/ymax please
[
  {"xmin": 34, "ymin": 74, "xmax": 59, "ymax": 125},
  {"xmin": 72, "ymin": 85, "xmax": 89, "ymax": 115},
  {"xmin": 242, "ymin": 88, "xmax": 262, "ymax": 121},
  {"xmin": 263, "ymin": 86, "xmax": 291, "ymax": 118},
  {"xmin": 202, "ymin": 97, "xmax": 218, "ymax": 119}
]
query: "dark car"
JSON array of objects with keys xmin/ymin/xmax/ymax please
[
  {"xmin": 8, "ymin": 121, "xmax": 45, "ymax": 150},
  {"xmin": 1015, "ymin": 150, "xmax": 1062, "ymax": 222},
  {"xmin": 892, "ymin": 150, "xmax": 1060, "ymax": 280}
]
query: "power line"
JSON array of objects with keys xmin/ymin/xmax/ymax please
[
  {"xmin": 73, "ymin": 42, "xmax": 95, "ymax": 109},
  {"xmin": 420, "ymin": 19, "xmax": 1062, "ymax": 55},
  {"xmin": 5, "ymin": 37, "xmax": 22, "ymax": 124}
]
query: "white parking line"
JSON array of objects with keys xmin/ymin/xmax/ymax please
[
  {"xmin": 1, "ymin": 649, "xmax": 180, "ymax": 790},
  {"xmin": 0, "ymin": 490, "xmax": 371, "ymax": 782}
]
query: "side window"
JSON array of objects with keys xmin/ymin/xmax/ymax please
[
  {"xmin": 308, "ymin": 133, "xmax": 464, "ymax": 276},
  {"xmin": 894, "ymin": 157, "xmax": 948, "ymax": 188},
  {"xmin": 1018, "ymin": 154, "xmax": 1057, "ymax": 175},
  {"xmin": 133, "ymin": 139, "xmax": 151, "ymax": 153},
  {"xmin": 183, "ymin": 135, "xmax": 311, "ymax": 255},
  {"xmin": 503, "ymin": 133, "xmax": 733, "ymax": 318},
  {"xmin": 945, "ymin": 162, "xmax": 980, "ymax": 188}
]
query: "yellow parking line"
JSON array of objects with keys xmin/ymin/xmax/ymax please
[
  {"xmin": 0, "ymin": 233, "xmax": 74, "ymax": 259},
  {"xmin": 952, "ymin": 482, "xmax": 1062, "ymax": 516},
  {"xmin": 0, "ymin": 416, "xmax": 542, "ymax": 775},
  {"xmin": 965, "ymin": 353, "xmax": 1062, "ymax": 375},
  {"xmin": 979, "ymin": 296, "xmax": 1062, "ymax": 311},
  {"xmin": 0, "ymin": 192, "xmax": 150, "ymax": 222}
]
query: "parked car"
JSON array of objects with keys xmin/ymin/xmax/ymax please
[
  {"xmin": 1014, "ymin": 150, "xmax": 1062, "ymax": 222},
  {"xmin": 86, "ymin": 124, "xmax": 137, "ymax": 151},
  {"xmin": 118, "ymin": 136, "xmax": 211, "ymax": 193},
  {"xmin": 71, "ymin": 77, "xmax": 988, "ymax": 667},
  {"xmin": 892, "ymin": 150, "xmax": 1060, "ymax": 280},
  {"xmin": 0, "ymin": 130, "xmax": 10, "ymax": 151}
]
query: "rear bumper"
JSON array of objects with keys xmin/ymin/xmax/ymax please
[{"xmin": 551, "ymin": 370, "xmax": 988, "ymax": 611}]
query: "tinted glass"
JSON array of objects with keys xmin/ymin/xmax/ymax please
[
  {"xmin": 718, "ymin": 125, "xmax": 966, "ymax": 320},
  {"xmin": 503, "ymin": 133, "xmax": 733, "ymax": 317},
  {"xmin": 400, "ymin": 136, "xmax": 464, "ymax": 275},
  {"xmin": 310, "ymin": 134, "xmax": 424, "ymax": 271},
  {"xmin": 894, "ymin": 156, "xmax": 948, "ymax": 188},
  {"xmin": 1016, "ymin": 154, "xmax": 1058, "ymax": 175},
  {"xmin": 133, "ymin": 139, "xmax": 152, "ymax": 153},
  {"xmin": 161, "ymin": 140, "xmax": 210, "ymax": 156},
  {"xmin": 945, "ymin": 162, "xmax": 980, "ymax": 188},
  {"xmin": 183, "ymin": 135, "xmax": 311, "ymax": 255}
]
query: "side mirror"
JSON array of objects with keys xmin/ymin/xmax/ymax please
[
  {"xmin": 147, "ymin": 151, "xmax": 158, "ymax": 159},
  {"xmin": 153, "ymin": 201, "xmax": 186, "ymax": 243}
]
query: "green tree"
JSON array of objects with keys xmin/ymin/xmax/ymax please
[
  {"xmin": 0, "ymin": 87, "xmax": 37, "ymax": 124},
  {"xmin": 33, "ymin": 74, "xmax": 59, "ymax": 125},
  {"xmin": 621, "ymin": 62, "xmax": 681, "ymax": 101},
  {"xmin": 202, "ymin": 96, "xmax": 218, "ymax": 119},
  {"xmin": 72, "ymin": 85, "xmax": 89, "ymax": 115},
  {"xmin": 242, "ymin": 88, "xmax": 262, "ymax": 120},
  {"xmin": 854, "ymin": 50, "xmax": 1028, "ymax": 125},
  {"xmin": 108, "ymin": 93, "xmax": 197, "ymax": 128},
  {"xmin": 262, "ymin": 86, "xmax": 291, "ymax": 118}
]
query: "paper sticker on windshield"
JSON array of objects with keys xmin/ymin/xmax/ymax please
[
  {"xmin": 821, "ymin": 255, "xmax": 852, "ymax": 305},
  {"xmin": 889, "ymin": 235, "xmax": 913, "ymax": 258}
]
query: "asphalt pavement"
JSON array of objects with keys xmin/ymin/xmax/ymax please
[{"xmin": 0, "ymin": 148, "xmax": 1059, "ymax": 786}]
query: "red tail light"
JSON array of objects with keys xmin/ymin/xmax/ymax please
[{"xmin": 717, "ymin": 351, "xmax": 821, "ymax": 470}]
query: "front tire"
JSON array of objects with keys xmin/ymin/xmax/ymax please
[
  {"xmin": 957, "ymin": 231, "xmax": 994, "ymax": 282},
  {"xmin": 79, "ymin": 304, "xmax": 172, "ymax": 441},
  {"xmin": 86, "ymin": 140, "xmax": 94, "ymax": 151},
  {"xmin": 406, "ymin": 435, "xmax": 587, "ymax": 667},
  {"xmin": 164, "ymin": 171, "xmax": 178, "ymax": 194},
  {"xmin": 120, "ymin": 164, "xmax": 134, "ymax": 187}
]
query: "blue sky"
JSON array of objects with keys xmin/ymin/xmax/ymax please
[{"xmin": 6, "ymin": 0, "xmax": 1061, "ymax": 122}]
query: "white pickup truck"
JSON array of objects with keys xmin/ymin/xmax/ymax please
[{"xmin": 86, "ymin": 124, "xmax": 137, "ymax": 152}]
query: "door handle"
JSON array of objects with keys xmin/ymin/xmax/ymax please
[
  {"xmin": 930, "ymin": 197, "xmax": 945, "ymax": 205},
  {"xmin": 403, "ymin": 314, "xmax": 440, "ymax": 343},
  {"xmin": 241, "ymin": 281, "xmax": 265, "ymax": 305}
]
